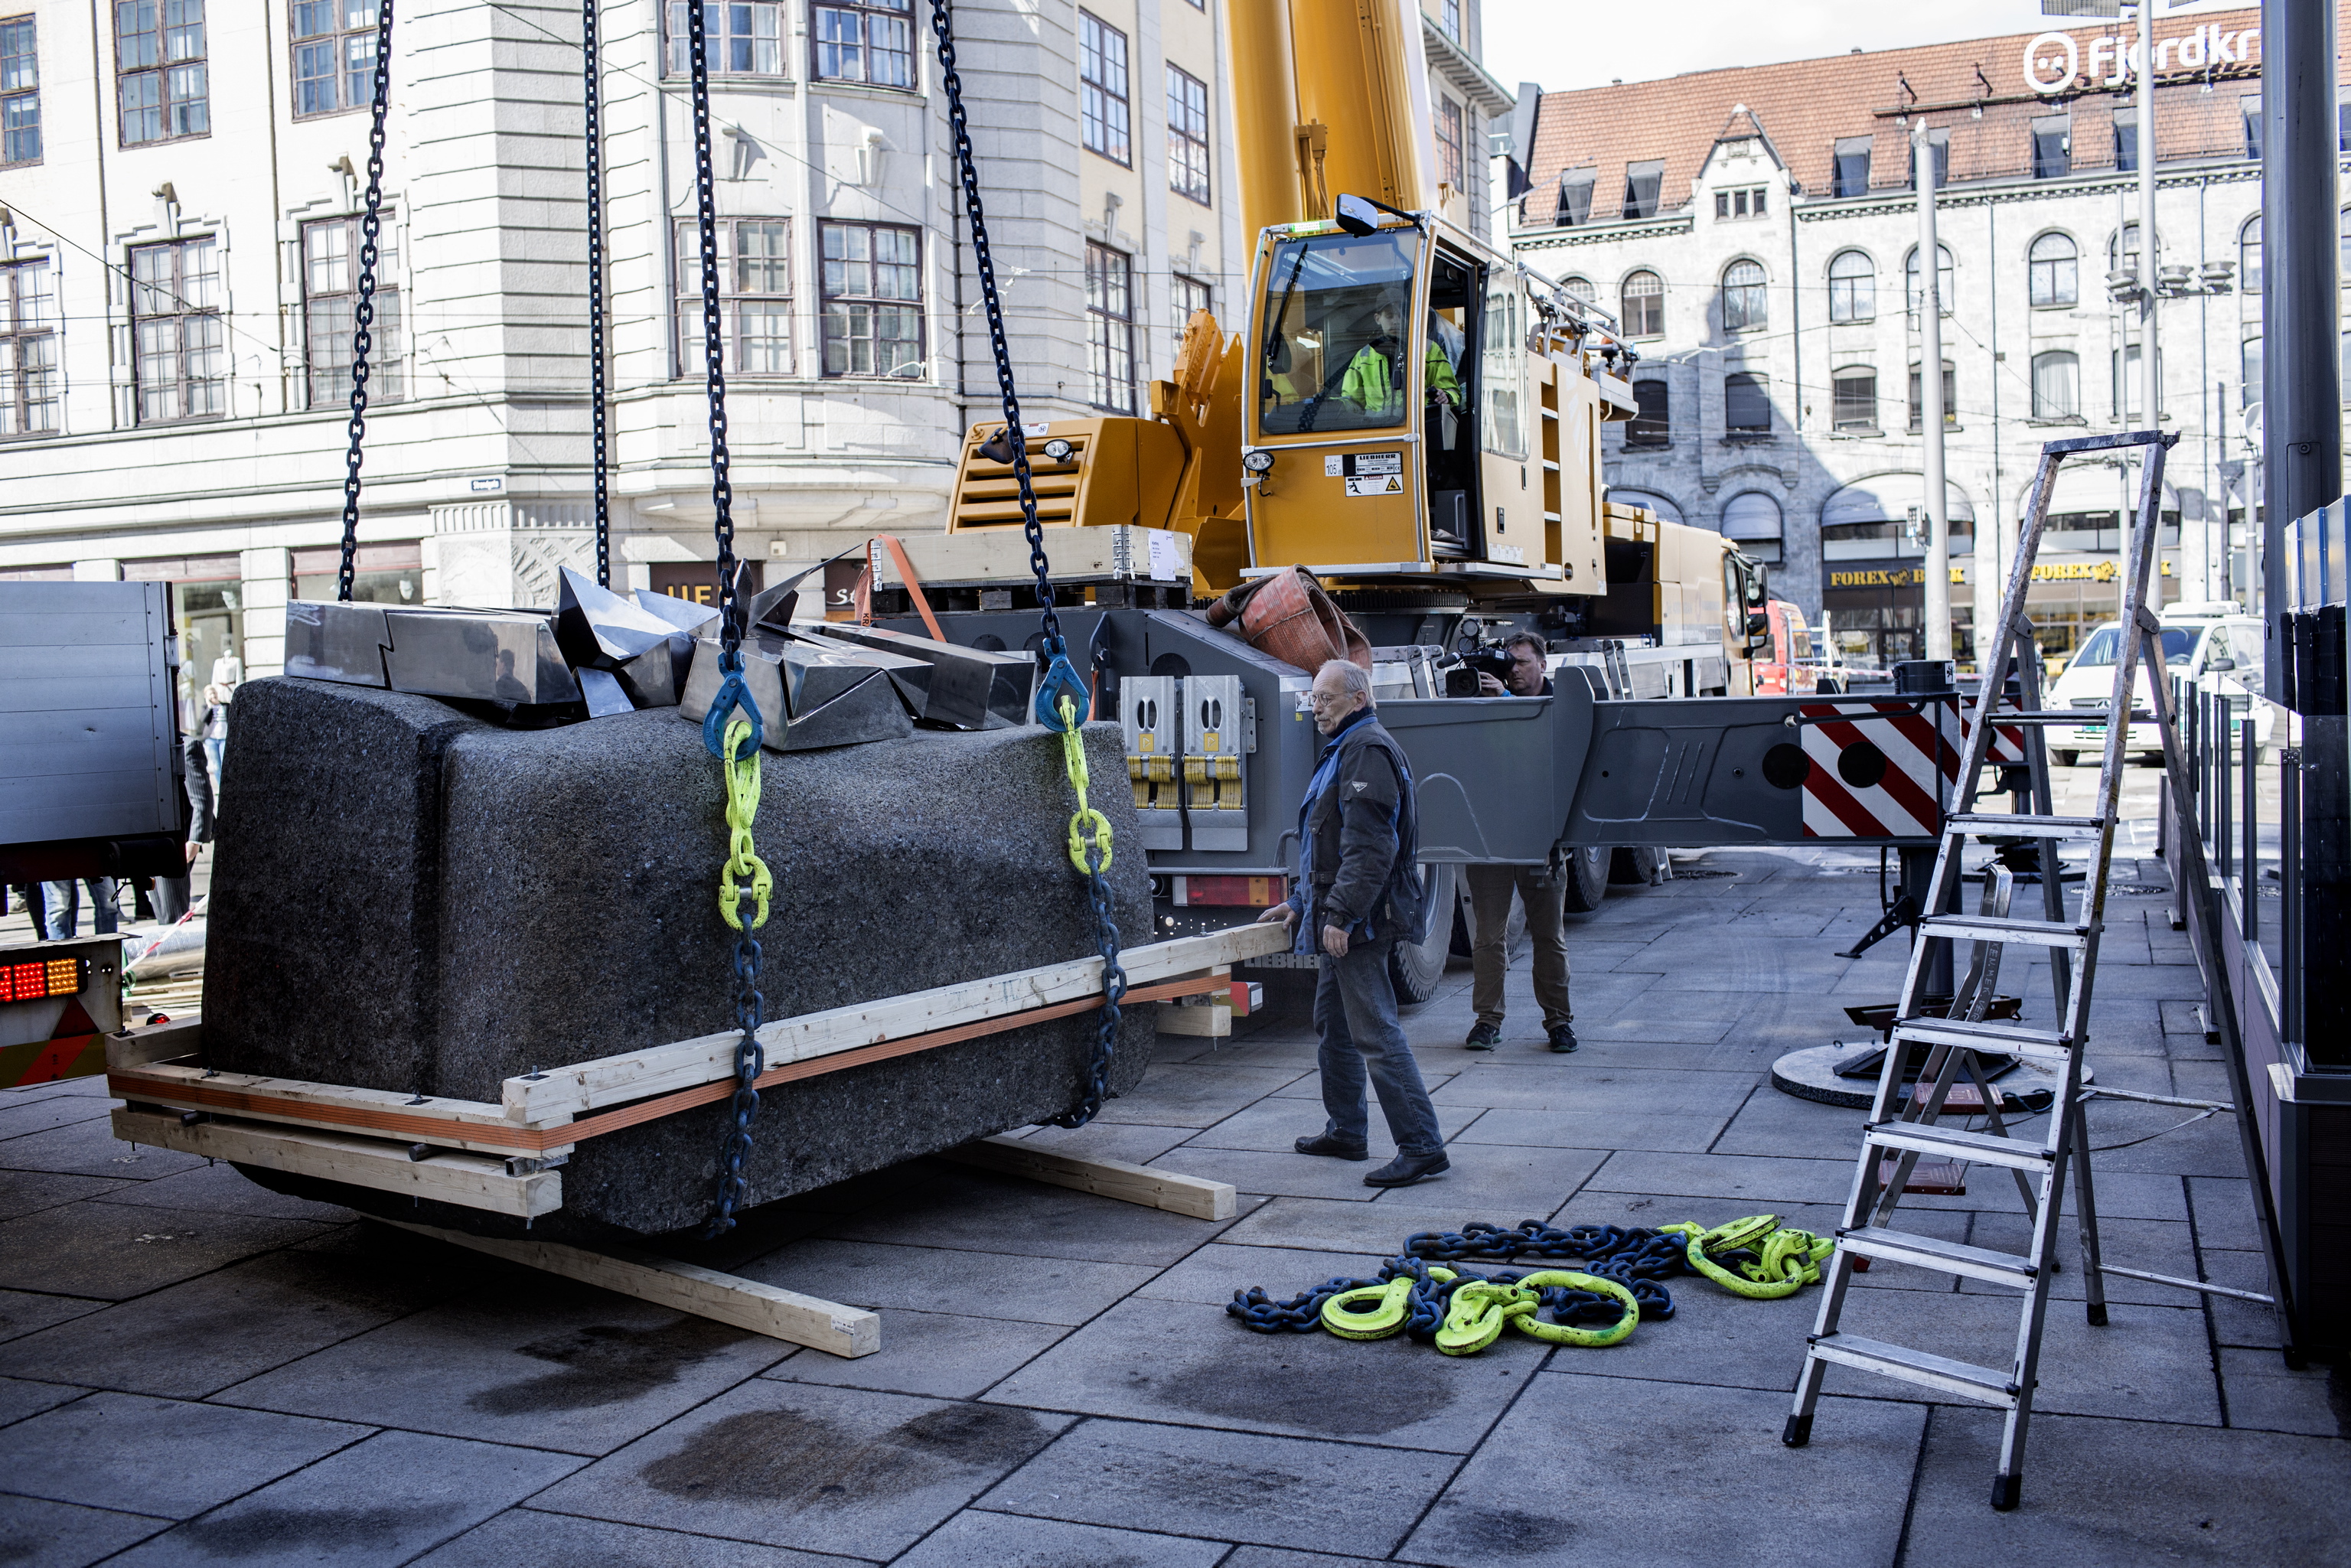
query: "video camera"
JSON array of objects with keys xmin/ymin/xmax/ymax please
[{"xmin": 1440, "ymin": 644, "xmax": 1515, "ymax": 699}]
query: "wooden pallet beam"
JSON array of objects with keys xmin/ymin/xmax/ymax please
[
  {"xmin": 380, "ymin": 1219, "xmax": 880, "ymax": 1358},
  {"xmin": 112, "ymin": 1107, "xmax": 561, "ymax": 1218},
  {"xmin": 941, "ymin": 1134, "xmax": 1237, "ymax": 1221}
]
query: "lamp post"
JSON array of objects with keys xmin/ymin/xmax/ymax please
[{"xmin": 1915, "ymin": 120, "xmax": 1950, "ymax": 663}]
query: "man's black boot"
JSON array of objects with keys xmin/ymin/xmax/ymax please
[
  {"xmin": 1295, "ymin": 1132, "xmax": 1371, "ymax": 1160},
  {"xmin": 1465, "ymin": 1022, "xmax": 1500, "ymax": 1051},
  {"xmin": 1363, "ymin": 1149, "xmax": 1450, "ymax": 1186},
  {"xmin": 1547, "ymin": 1022, "xmax": 1579, "ymax": 1054}
]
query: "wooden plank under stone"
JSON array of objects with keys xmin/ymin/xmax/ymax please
[
  {"xmin": 941, "ymin": 1134, "xmax": 1237, "ymax": 1221},
  {"xmin": 111, "ymin": 1107, "xmax": 562, "ymax": 1218},
  {"xmin": 380, "ymin": 1220, "xmax": 882, "ymax": 1358}
]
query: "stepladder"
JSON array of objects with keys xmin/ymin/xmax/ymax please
[{"xmin": 1780, "ymin": 429, "xmax": 2303, "ymax": 1511}]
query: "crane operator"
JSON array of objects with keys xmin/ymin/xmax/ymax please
[{"xmin": 1341, "ymin": 302, "xmax": 1459, "ymax": 416}]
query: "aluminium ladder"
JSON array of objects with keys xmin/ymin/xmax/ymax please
[{"xmin": 1781, "ymin": 429, "xmax": 2301, "ymax": 1511}]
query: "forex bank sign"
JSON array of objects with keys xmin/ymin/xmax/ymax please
[{"xmin": 2023, "ymin": 21, "xmax": 2260, "ymax": 94}]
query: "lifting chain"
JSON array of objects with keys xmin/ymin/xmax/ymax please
[
  {"xmin": 337, "ymin": 0, "xmax": 396, "ymax": 602},
  {"xmin": 685, "ymin": 0, "xmax": 766, "ymax": 1237},
  {"xmin": 928, "ymin": 0, "xmax": 1124, "ymax": 1130},
  {"xmin": 582, "ymin": 0, "xmax": 610, "ymax": 586}
]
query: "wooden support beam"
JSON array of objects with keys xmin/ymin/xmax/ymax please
[
  {"xmin": 103, "ymin": 1019, "xmax": 205, "ymax": 1072},
  {"xmin": 1156, "ymin": 1002, "xmax": 1232, "ymax": 1038},
  {"xmin": 110, "ymin": 1056, "xmax": 556, "ymax": 1157},
  {"xmin": 380, "ymin": 1219, "xmax": 881, "ymax": 1358},
  {"xmin": 112, "ymin": 1107, "xmax": 561, "ymax": 1218},
  {"xmin": 502, "ymin": 922, "xmax": 1290, "ymax": 1123},
  {"xmin": 941, "ymin": 1134, "xmax": 1237, "ymax": 1221}
]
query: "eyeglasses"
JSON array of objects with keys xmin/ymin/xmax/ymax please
[{"xmin": 1307, "ymin": 691, "xmax": 1355, "ymax": 709}]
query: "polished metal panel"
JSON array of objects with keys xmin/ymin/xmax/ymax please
[
  {"xmin": 679, "ymin": 634, "xmax": 918, "ymax": 752},
  {"xmin": 813, "ymin": 621, "xmax": 1035, "ymax": 729},
  {"xmin": 556, "ymin": 568, "xmax": 689, "ymax": 669},
  {"xmin": 578, "ymin": 667, "xmax": 634, "ymax": 718},
  {"xmin": 380, "ymin": 609, "xmax": 582, "ymax": 706},
  {"xmin": 284, "ymin": 600, "xmax": 393, "ymax": 687}
]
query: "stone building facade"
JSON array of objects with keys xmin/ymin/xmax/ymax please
[
  {"xmin": 0, "ymin": 0, "xmax": 1244, "ymax": 680},
  {"xmin": 1506, "ymin": 7, "xmax": 2315, "ymax": 668}
]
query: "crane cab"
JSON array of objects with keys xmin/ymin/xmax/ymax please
[{"xmin": 1242, "ymin": 210, "xmax": 1637, "ymax": 595}]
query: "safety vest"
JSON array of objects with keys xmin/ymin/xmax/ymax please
[{"xmin": 1342, "ymin": 341, "xmax": 1461, "ymax": 411}]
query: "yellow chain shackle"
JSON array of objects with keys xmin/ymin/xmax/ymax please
[
  {"xmin": 719, "ymin": 714, "xmax": 773, "ymax": 931},
  {"xmin": 1058, "ymin": 695, "xmax": 1114, "ymax": 876}
]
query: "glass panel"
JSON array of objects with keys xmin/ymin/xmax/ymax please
[
  {"xmin": 1479, "ymin": 275, "xmax": 1524, "ymax": 459},
  {"xmin": 1257, "ymin": 230, "xmax": 1417, "ymax": 434},
  {"xmin": 866, "ymin": 14, "xmax": 911, "ymax": 87},
  {"xmin": 735, "ymin": 221, "xmax": 789, "ymax": 293},
  {"xmin": 738, "ymin": 301, "xmax": 791, "ymax": 373},
  {"xmin": 116, "ymin": 2, "xmax": 161, "ymax": 69}
]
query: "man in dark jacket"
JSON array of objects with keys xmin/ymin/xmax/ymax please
[
  {"xmin": 153, "ymin": 732, "xmax": 217, "ymax": 925},
  {"xmin": 1466, "ymin": 631, "xmax": 1577, "ymax": 1053},
  {"xmin": 1257, "ymin": 659, "xmax": 1448, "ymax": 1186}
]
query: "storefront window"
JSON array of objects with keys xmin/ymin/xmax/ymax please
[{"xmin": 292, "ymin": 543, "xmax": 420, "ymax": 605}]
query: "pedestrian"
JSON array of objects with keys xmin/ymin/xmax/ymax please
[
  {"xmin": 1257, "ymin": 658, "xmax": 1449, "ymax": 1187},
  {"xmin": 39, "ymin": 876, "xmax": 119, "ymax": 940},
  {"xmin": 154, "ymin": 731, "xmax": 217, "ymax": 925},
  {"xmin": 1464, "ymin": 631, "xmax": 1577, "ymax": 1054}
]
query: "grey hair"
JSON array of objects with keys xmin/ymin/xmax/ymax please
[{"xmin": 1317, "ymin": 659, "xmax": 1373, "ymax": 704}]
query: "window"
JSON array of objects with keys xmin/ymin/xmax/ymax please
[
  {"xmin": 1440, "ymin": 0, "xmax": 1461, "ymax": 41},
  {"xmin": 820, "ymin": 222, "xmax": 921, "ymax": 378},
  {"xmin": 1908, "ymin": 361, "xmax": 1956, "ymax": 430},
  {"xmin": 1436, "ymin": 96, "xmax": 1464, "ymax": 190},
  {"xmin": 812, "ymin": 0, "xmax": 912, "ymax": 89},
  {"xmin": 1713, "ymin": 186, "xmax": 1766, "ymax": 220},
  {"xmin": 2030, "ymin": 115, "xmax": 2070, "ymax": 180},
  {"xmin": 1620, "ymin": 270, "xmax": 1663, "ymax": 337},
  {"xmin": 1831, "ymin": 135, "xmax": 1871, "ymax": 197},
  {"xmin": 302, "ymin": 213, "xmax": 403, "ymax": 408},
  {"xmin": 1905, "ymin": 244, "xmax": 1954, "ymax": 317},
  {"xmin": 1086, "ymin": 243, "xmax": 1134, "ymax": 412},
  {"xmin": 1907, "ymin": 129, "xmax": 1948, "ymax": 189},
  {"xmin": 2340, "ymin": 102, "xmax": 2350, "ymax": 153},
  {"xmin": 1831, "ymin": 367, "xmax": 1877, "ymax": 432},
  {"xmin": 1078, "ymin": 12, "xmax": 1130, "ymax": 164},
  {"xmin": 1172, "ymin": 274, "xmax": 1211, "ymax": 356},
  {"xmin": 2241, "ymin": 217, "xmax": 2261, "ymax": 295},
  {"xmin": 2341, "ymin": 207, "xmax": 2351, "ymax": 274},
  {"xmin": 116, "ymin": 0, "xmax": 209, "ymax": 145},
  {"xmin": 1626, "ymin": 378, "xmax": 1668, "ymax": 445},
  {"xmin": 1720, "ymin": 259, "xmax": 1765, "ymax": 331},
  {"xmin": 1721, "ymin": 492, "xmax": 1783, "ymax": 562},
  {"xmin": 2242, "ymin": 336, "xmax": 2261, "ymax": 409},
  {"xmin": 2028, "ymin": 233, "xmax": 2077, "ymax": 307},
  {"xmin": 1724, "ymin": 372, "xmax": 1770, "ymax": 434},
  {"xmin": 2114, "ymin": 116, "xmax": 2137, "ymax": 174},
  {"xmin": 667, "ymin": 2, "xmax": 785, "ymax": 77},
  {"xmin": 1257, "ymin": 228, "xmax": 1414, "ymax": 434},
  {"xmin": 1621, "ymin": 159, "xmax": 1664, "ymax": 220},
  {"xmin": 1554, "ymin": 171, "xmax": 1594, "ymax": 227},
  {"xmin": 2242, "ymin": 94, "xmax": 2261, "ymax": 160},
  {"xmin": 1828, "ymin": 249, "xmax": 1873, "ymax": 323},
  {"xmin": 1166, "ymin": 64, "xmax": 1209, "ymax": 203},
  {"xmin": 2030, "ymin": 350, "xmax": 2081, "ymax": 421},
  {"xmin": 673, "ymin": 218, "xmax": 792, "ymax": 376},
  {"xmin": 2111, "ymin": 343, "xmax": 2157, "ymax": 420},
  {"xmin": 1560, "ymin": 275, "xmax": 1595, "ymax": 305},
  {"xmin": 2, "ymin": 15, "xmax": 39, "ymax": 165},
  {"xmin": 129, "ymin": 236, "xmax": 224, "ymax": 423},
  {"xmin": 291, "ymin": 1, "xmax": 381, "ymax": 117},
  {"xmin": 1481, "ymin": 275, "xmax": 1526, "ymax": 459},
  {"xmin": 0, "ymin": 258, "xmax": 59, "ymax": 437}
]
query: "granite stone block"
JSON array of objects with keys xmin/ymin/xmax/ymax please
[{"xmin": 204, "ymin": 680, "xmax": 1151, "ymax": 1236}]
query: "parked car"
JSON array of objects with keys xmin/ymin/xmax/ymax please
[{"xmin": 2046, "ymin": 602, "xmax": 2273, "ymax": 765}]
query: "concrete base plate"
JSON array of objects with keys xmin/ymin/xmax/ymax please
[{"xmin": 1769, "ymin": 1044, "xmax": 2085, "ymax": 1113}]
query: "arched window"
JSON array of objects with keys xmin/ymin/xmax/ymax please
[
  {"xmin": 1560, "ymin": 275, "xmax": 1596, "ymax": 305},
  {"xmin": 1831, "ymin": 366, "xmax": 1877, "ymax": 432},
  {"xmin": 1721, "ymin": 259, "xmax": 1766, "ymax": 331},
  {"xmin": 1721, "ymin": 491, "xmax": 1785, "ymax": 562},
  {"xmin": 2030, "ymin": 350, "xmax": 2081, "ymax": 421},
  {"xmin": 2108, "ymin": 223, "xmax": 2150, "ymax": 274},
  {"xmin": 1908, "ymin": 360, "xmax": 1956, "ymax": 430},
  {"xmin": 1904, "ymin": 244, "xmax": 1955, "ymax": 317},
  {"xmin": 1627, "ymin": 377, "xmax": 1669, "ymax": 445},
  {"xmin": 2028, "ymin": 233, "xmax": 2078, "ymax": 308},
  {"xmin": 2241, "ymin": 217, "xmax": 2261, "ymax": 296},
  {"xmin": 1828, "ymin": 250, "xmax": 1874, "ymax": 323},
  {"xmin": 2340, "ymin": 208, "xmax": 2351, "ymax": 273},
  {"xmin": 1620, "ymin": 270, "xmax": 1664, "ymax": 337},
  {"xmin": 1724, "ymin": 370, "xmax": 1770, "ymax": 432}
]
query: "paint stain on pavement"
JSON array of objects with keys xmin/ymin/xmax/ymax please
[
  {"xmin": 468, "ymin": 1319, "xmax": 749, "ymax": 1414},
  {"xmin": 640, "ymin": 1401, "xmax": 1051, "ymax": 1505}
]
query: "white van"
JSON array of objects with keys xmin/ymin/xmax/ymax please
[{"xmin": 2046, "ymin": 603, "xmax": 2271, "ymax": 766}]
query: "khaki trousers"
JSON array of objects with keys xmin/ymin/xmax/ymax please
[{"xmin": 1466, "ymin": 862, "xmax": 1573, "ymax": 1028}]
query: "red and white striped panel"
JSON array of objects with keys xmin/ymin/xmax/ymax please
[{"xmin": 1798, "ymin": 699, "xmax": 2032, "ymax": 838}]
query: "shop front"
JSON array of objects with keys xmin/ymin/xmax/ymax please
[{"xmin": 1818, "ymin": 474, "xmax": 1975, "ymax": 670}]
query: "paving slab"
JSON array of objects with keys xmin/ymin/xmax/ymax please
[
  {"xmin": 1137, "ymin": 1146, "xmax": 1381, "ymax": 1202},
  {"xmin": 1585, "ymin": 1150, "xmax": 1857, "ymax": 1206},
  {"xmin": 1179, "ymin": 1100, "xmax": 1401, "ymax": 1158},
  {"xmin": 533, "ymin": 1380, "xmax": 1073, "ymax": 1560},
  {"xmin": 0, "ymin": 1113, "xmax": 207, "ymax": 1181},
  {"xmin": 1217, "ymin": 1195, "xmax": 1515, "ymax": 1256},
  {"xmin": 2202, "ymin": 1249, "xmax": 2291, "ymax": 1349},
  {"xmin": 1094, "ymin": 1064, "xmax": 1309, "ymax": 1128},
  {"xmin": 1139, "ymin": 1243, "xmax": 1394, "ymax": 1309},
  {"xmin": 86, "ymin": 1160, "xmax": 359, "ymax": 1224},
  {"xmin": 1267, "ymin": 1068, "xmax": 1460, "ymax": 1102},
  {"xmin": 0, "ymin": 1094, "xmax": 115, "ymax": 1142},
  {"xmin": 0, "ymin": 1169, "xmax": 135, "ymax": 1224},
  {"xmin": 0, "ymin": 1495, "xmax": 167, "ymax": 1568},
  {"xmin": 0, "ymin": 1201, "xmax": 336, "ymax": 1302},
  {"xmin": 1428, "ymin": 1065, "xmax": 1756, "ymax": 1117},
  {"xmin": 894, "ymin": 1509, "xmax": 1228, "ymax": 1567},
  {"xmin": 217, "ymin": 1281, "xmax": 787, "ymax": 1456},
  {"xmin": 732, "ymin": 1239, "xmax": 1158, "ymax": 1326},
  {"xmin": 764, "ymin": 1308, "xmax": 1069, "ymax": 1401},
  {"xmin": 0, "ymin": 1289, "xmax": 105, "ymax": 1346},
  {"xmin": 988, "ymin": 1296, "xmax": 1546, "ymax": 1452},
  {"xmin": 2, "ymin": 1232, "xmax": 468, "ymax": 1401},
  {"xmin": 1958, "ymin": 1212, "xmax": 2206, "ymax": 1307},
  {"xmin": 1448, "ymin": 1107, "xmax": 1731, "ymax": 1154},
  {"xmin": 1220, "ymin": 1550, "xmax": 1394, "ymax": 1568},
  {"xmin": 974, "ymin": 1416, "xmax": 1454, "ymax": 1557},
  {"xmin": 2214, "ymin": 1346, "xmax": 2346, "ymax": 1437},
  {"xmin": 0, "ymin": 1390, "xmax": 367, "ymax": 1517},
  {"xmin": 1398, "ymin": 1375, "xmax": 1921, "ymax": 1568},
  {"xmin": 814, "ymin": 1165, "xmax": 1241, "ymax": 1267},
  {"xmin": 411, "ymin": 1508, "xmax": 851, "ymax": 1567},
  {"xmin": 108, "ymin": 1428, "xmax": 583, "ymax": 1568},
  {"xmin": 1002, "ymin": 1120, "xmax": 1205, "ymax": 1168},
  {"xmin": 0, "ymin": 1375, "xmax": 89, "ymax": 1429},
  {"xmin": 1899, "ymin": 1407, "xmax": 2351, "ymax": 1566}
]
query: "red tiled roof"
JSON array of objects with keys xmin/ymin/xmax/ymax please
[{"xmin": 1523, "ymin": 5, "xmax": 2309, "ymax": 224}]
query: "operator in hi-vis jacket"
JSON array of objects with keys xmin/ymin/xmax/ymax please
[{"xmin": 1257, "ymin": 659, "xmax": 1449, "ymax": 1187}]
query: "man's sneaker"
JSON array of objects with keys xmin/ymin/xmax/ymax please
[
  {"xmin": 1465, "ymin": 1022, "xmax": 1501, "ymax": 1051},
  {"xmin": 1547, "ymin": 1022, "xmax": 1580, "ymax": 1054},
  {"xmin": 1294, "ymin": 1132, "xmax": 1371, "ymax": 1161},
  {"xmin": 1364, "ymin": 1150, "xmax": 1450, "ymax": 1187}
]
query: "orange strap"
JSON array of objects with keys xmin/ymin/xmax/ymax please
[{"xmin": 872, "ymin": 533, "xmax": 947, "ymax": 644}]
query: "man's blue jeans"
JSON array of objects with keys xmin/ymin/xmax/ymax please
[
  {"xmin": 40, "ymin": 879, "xmax": 118, "ymax": 940},
  {"xmin": 1314, "ymin": 937, "xmax": 1443, "ymax": 1157}
]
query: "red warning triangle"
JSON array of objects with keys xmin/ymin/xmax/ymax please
[{"xmin": 51, "ymin": 997, "xmax": 96, "ymax": 1038}]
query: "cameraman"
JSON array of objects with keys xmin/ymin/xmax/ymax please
[{"xmin": 1464, "ymin": 632, "xmax": 1576, "ymax": 1053}]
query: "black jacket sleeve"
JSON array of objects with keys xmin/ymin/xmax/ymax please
[{"xmin": 1321, "ymin": 742, "xmax": 1402, "ymax": 928}]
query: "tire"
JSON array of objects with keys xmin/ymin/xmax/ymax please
[
  {"xmin": 2052, "ymin": 750, "xmax": 2078, "ymax": 768},
  {"xmin": 1559, "ymin": 843, "xmax": 1610, "ymax": 913},
  {"xmin": 1609, "ymin": 846, "xmax": 1662, "ymax": 885},
  {"xmin": 1388, "ymin": 862, "xmax": 1455, "ymax": 1006}
]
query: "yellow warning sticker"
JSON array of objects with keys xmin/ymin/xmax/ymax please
[{"xmin": 1345, "ymin": 475, "xmax": 1404, "ymax": 497}]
